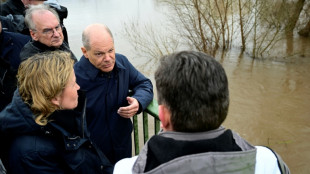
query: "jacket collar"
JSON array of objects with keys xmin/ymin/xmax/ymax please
[
  {"xmin": 48, "ymin": 90, "xmax": 89, "ymax": 150},
  {"xmin": 143, "ymin": 129, "xmax": 243, "ymax": 173},
  {"xmin": 158, "ymin": 126, "xmax": 227, "ymax": 141},
  {"xmin": 31, "ymin": 39, "xmax": 67, "ymax": 51},
  {"xmin": 133, "ymin": 127, "xmax": 256, "ymax": 174},
  {"xmin": 79, "ymin": 54, "xmax": 126, "ymax": 81}
]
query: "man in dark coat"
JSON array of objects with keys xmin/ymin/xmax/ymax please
[
  {"xmin": 0, "ymin": 0, "xmax": 69, "ymax": 43},
  {"xmin": 19, "ymin": 4, "xmax": 76, "ymax": 62},
  {"xmin": 0, "ymin": 19, "xmax": 31, "ymax": 111},
  {"xmin": 74, "ymin": 23, "xmax": 153, "ymax": 164}
]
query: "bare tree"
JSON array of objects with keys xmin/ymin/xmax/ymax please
[
  {"xmin": 160, "ymin": 0, "xmax": 234, "ymax": 56},
  {"xmin": 297, "ymin": 0, "xmax": 310, "ymax": 37},
  {"xmin": 122, "ymin": 0, "xmax": 307, "ymax": 60},
  {"xmin": 161, "ymin": 0, "xmax": 286, "ymax": 58},
  {"xmin": 122, "ymin": 20, "xmax": 179, "ymax": 72},
  {"xmin": 238, "ymin": 0, "xmax": 246, "ymax": 51},
  {"xmin": 284, "ymin": 0, "xmax": 306, "ymax": 35},
  {"xmin": 249, "ymin": 0, "xmax": 284, "ymax": 58}
]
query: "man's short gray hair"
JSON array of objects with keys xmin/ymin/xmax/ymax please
[{"xmin": 25, "ymin": 4, "xmax": 60, "ymax": 30}]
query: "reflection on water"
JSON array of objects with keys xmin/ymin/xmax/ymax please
[{"xmin": 61, "ymin": 0, "xmax": 310, "ymax": 173}]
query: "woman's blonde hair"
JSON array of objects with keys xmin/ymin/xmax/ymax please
[{"xmin": 17, "ymin": 51, "xmax": 74, "ymax": 126}]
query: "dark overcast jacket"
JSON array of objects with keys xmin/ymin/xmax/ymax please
[{"xmin": 74, "ymin": 54, "xmax": 153, "ymax": 164}]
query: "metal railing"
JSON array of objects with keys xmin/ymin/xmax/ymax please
[{"xmin": 133, "ymin": 99, "xmax": 160, "ymax": 155}]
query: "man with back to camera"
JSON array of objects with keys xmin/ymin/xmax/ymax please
[
  {"xmin": 113, "ymin": 50, "xmax": 290, "ymax": 174},
  {"xmin": 19, "ymin": 4, "xmax": 76, "ymax": 62},
  {"xmin": 74, "ymin": 23, "xmax": 153, "ymax": 164}
]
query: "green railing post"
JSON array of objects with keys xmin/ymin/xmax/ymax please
[
  {"xmin": 143, "ymin": 112, "xmax": 149, "ymax": 144},
  {"xmin": 133, "ymin": 99, "xmax": 159, "ymax": 155},
  {"xmin": 155, "ymin": 119, "xmax": 160, "ymax": 135},
  {"xmin": 145, "ymin": 99, "xmax": 160, "ymax": 135},
  {"xmin": 133, "ymin": 114, "xmax": 139, "ymax": 155}
]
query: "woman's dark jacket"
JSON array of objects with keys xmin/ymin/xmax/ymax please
[{"xmin": 0, "ymin": 90, "xmax": 113, "ymax": 174}]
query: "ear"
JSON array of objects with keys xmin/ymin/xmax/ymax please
[
  {"xmin": 51, "ymin": 96, "xmax": 61, "ymax": 106},
  {"xmin": 158, "ymin": 105, "xmax": 173, "ymax": 131},
  {"xmin": 81, "ymin": 47, "xmax": 89, "ymax": 59},
  {"xmin": 30, "ymin": 30, "xmax": 38, "ymax": 41}
]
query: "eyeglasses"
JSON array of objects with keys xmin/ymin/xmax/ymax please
[{"xmin": 33, "ymin": 24, "xmax": 62, "ymax": 36}]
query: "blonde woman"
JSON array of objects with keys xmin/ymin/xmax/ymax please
[{"xmin": 0, "ymin": 51, "xmax": 113, "ymax": 174}]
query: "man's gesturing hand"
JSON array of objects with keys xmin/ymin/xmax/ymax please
[{"xmin": 117, "ymin": 97, "xmax": 139, "ymax": 118}]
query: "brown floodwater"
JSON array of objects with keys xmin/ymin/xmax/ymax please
[
  {"xmin": 61, "ymin": 0, "xmax": 310, "ymax": 173},
  {"xmin": 220, "ymin": 41, "xmax": 310, "ymax": 174}
]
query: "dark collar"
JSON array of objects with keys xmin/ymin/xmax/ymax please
[
  {"xmin": 79, "ymin": 55, "xmax": 126, "ymax": 81},
  {"xmin": 49, "ymin": 110, "xmax": 79, "ymax": 136},
  {"xmin": 48, "ymin": 90, "xmax": 86, "ymax": 136},
  {"xmin": 32, "ymin": 40, "xmax": 63, "ymax": 51},
  {"xmin": 144, "ymin": 129, "xmax": 242, "ymax": 172}
]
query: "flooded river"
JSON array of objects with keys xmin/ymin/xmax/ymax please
[{"xmin": 61, "ymin": 0, "xmax": 310, "ymax": 173}]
